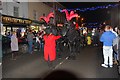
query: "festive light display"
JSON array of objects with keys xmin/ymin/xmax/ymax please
[
  {"xmin": 39, "ymin": 12, "xmax": 54, "ymax": 24},
  {"xmin": 58, "ymin": 4, "xmax": 119, "ymax": 12}
]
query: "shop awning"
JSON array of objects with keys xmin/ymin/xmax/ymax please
[
  {"xmin": 31, "ymin": 20, "xmax": 45, "ymax": 26},
  {"xmin": 1, "ymin": 14, "xmax": 32, "ymax": 27}
]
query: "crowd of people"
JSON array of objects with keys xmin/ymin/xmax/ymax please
[{"xmin": 3, "ymin": 23, "xmax": 120, "ymax": 69}]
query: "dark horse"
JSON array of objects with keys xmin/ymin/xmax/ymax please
[{"xmin": 61, "ymin": 23, "xmax": 81, "ymax": 60}]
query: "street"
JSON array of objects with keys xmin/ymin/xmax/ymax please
[{"xmin": 2, "ymin": 45, "xmax": 119, "ymax": 79}]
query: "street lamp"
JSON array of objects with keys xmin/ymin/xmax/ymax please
[
  {"xmin": 81, "ymin": 18, "xmax": 84, "ymax": 27},
  {"xmin": 75, "ymin": 16, "xmax": 80, "ymax": 30},
  {"xmin": 81, "ymin": 18, "xmax": 84, "ymax": 21},
  {"xmin": 76, "ymin": 16, "xmax": 80, "ymax": 21}
]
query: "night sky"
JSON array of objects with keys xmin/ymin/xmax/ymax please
[
  {"xmin": 60, "ymin": 2, "xmax": 118, "ymax": 24},
  {"xmin": 60, "ymin": 2, "xmax": 117, "ymax": 8}
]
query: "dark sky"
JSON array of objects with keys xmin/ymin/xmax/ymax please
[
  {"xmin": 60, "ymin": 2, "xmax": 117, "ymax": 9},
  {"xmin": 60, "ymin": 2, "xmax": 118, "ymax": 23}
]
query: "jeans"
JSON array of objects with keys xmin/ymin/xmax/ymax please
[
  {"xmin": 28, "ymin": 41, "xmax": 33, "ymax": 53},
  {"xmin": 40, "ymin": 42, "xmax": 44, "ymax": 51},
  {"xmin": 113, "ymin": 50, "xmax": 118, "ymax": 61},
  {"xmin": 103, "ymin": 46, "xmax": 113, "ymax": 66}
]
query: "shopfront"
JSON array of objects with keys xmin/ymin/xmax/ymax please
[
  {"xmin": 1, "ymin": 14, "xmax": 32, "ymax": 36},
  {"xmin": 1, "ymin": 14, "xmax": 32, "ymax": 54},
  {"xmin": 30, "ymin": 20, "xmax": 45, "ymax": 33}
]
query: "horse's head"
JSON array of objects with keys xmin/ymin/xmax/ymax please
[{"xmin": 61, "ymin": 23, "xmax": 72, "ymax": 37}]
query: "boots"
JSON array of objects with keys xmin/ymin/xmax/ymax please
[
  {"xmin": 47, "ymin": 61, "xmax": 54, "ymax": 69},
  {"xmin": 68, "ymin": 54, "xmax": 76, "ymax": 60},
  {"xmin": 11, "ymin": 52, "xmax": 17, "ymax": 60}
]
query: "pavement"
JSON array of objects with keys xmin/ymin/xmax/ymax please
[
  {"xmin": 55, "ymin": 46, "xmax": 119, "ymax": 78},
  {"xmin": 2, "ymin": 45, "xmax": 120, "ymax": 79}
]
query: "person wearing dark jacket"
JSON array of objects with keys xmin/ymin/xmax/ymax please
[{"xmin": 27, "ymin": 30, "xmax": 35, "ymax": 54}]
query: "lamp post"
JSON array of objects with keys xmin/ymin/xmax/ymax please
[
  {"xmin": 81, "ymin": 18, "xmax": 84, "ymax": 27},
  {"xmin": 53, "ymin": 2, "xmax": 56, "ymax": 25}
]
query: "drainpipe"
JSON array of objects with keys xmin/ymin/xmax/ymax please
[{"xmin": 53, "ymin": 2, "xmax": 56, "ymax": 25}]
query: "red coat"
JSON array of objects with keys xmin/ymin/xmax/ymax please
[{"xmin": 43, "ymin": 34, "xmax": 61, "ymax": 61}]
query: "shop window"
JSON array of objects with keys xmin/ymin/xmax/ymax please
[
  {"xmin": 13, "ymin": 27, "xmax": 19, "ymax": 32},
  {"xmin": 14, "ymin": 6, "xmax": 19, "ymax": 17}
]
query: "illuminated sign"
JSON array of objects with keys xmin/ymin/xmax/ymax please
[{"xmin": 2, "ymin": 16, "xmax": 32, "ymax": 25}]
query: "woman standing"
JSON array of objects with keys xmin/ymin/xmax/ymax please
[{"xmin": 11, "ymin": 31, "xmax": 19, "ymax": 60}]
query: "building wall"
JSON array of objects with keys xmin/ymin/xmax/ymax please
[
  {"xmin": 54, "ymin": 2, "xmax": 66, "ymax": 24},
  {"xmin": 28, "ymin": 2, "xmax": 66, "ymax": 25},
  {"xmin": 28, "ymin": 2, "xmax": 52, "ymax": 21},
  {"xmin": 2, "ymin": 1, "xmax": 28, "ymax": 18},
  {"xmin": 110, "ymin": 4, "xmax": 120, "ymax": 28}
]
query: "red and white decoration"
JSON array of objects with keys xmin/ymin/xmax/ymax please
[
  {"xmin": 61, "ymin": 9, "xmax": 78, "ymax": 21},
  {"xmin": 39, "ymin": 12, "xmax": 54, "ymax": 24}
]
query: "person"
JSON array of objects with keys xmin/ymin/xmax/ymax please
[
  {"xmin": 0, "ymin": 34, "xmax": 2, "ymax": 65},
  {"xmin": 11, "ymin": 31, "xmax": 19, "ymax": 60},
  {"xmin": 110, "ymin": 26, "xmax": 118, "ymax": 65},
  {"xmin": 92, "ymin": 29, "xmax": 99, "ymax": 46},
  {"xmin": 113, "ymin": 27, "xmax": 120, "ymax": 65},
  {"xmin": 38, "ymin": 30, "xmax": 44, "ymax": 51},
  {"xmin": 110, "ymin": 26, "xmax": 118, "ymax": 37},
  {"xmin": 100, "ymin": 25, "xmax": 116, "ymax": 68},
  {"xmin": 86, "ymin": 30, "xmax": 92, "ymax": 45},
  {"xmin": 35, "ymin": 33, "xmax": 40, "ymax": 51},
  {"xmin": 43, "ymin": 27, "xmax": 61, "ymax": 69},
  {"xmin": 27, "ymin": 30, "xmax": 35, "ymax": 54}
]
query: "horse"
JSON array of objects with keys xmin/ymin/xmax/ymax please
[
  {"xmin": 45, "ymin": 24, "xmax": 81, "ymax": 60},
  {"xmin": 61, "ymin": 23, "xmax": 81, "ymax": 60}
]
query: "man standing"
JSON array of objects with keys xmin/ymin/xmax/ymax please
[
  {"xmin": 27, "ymin": 30, "xmax": 35, "ymax": 54},
  {"xmin": 100, "ymin": 25, "xmax": 116, "ymax": 68}
]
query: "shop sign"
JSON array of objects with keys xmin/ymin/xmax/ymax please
[{"xmin": 2, "ymin": 16, "xmax": 32, "ymax": 25}]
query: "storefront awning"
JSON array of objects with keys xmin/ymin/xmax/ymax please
[
  {"xmin": 31, "ymin": 20, "xmax": 45, "ymax": 26},
  {"xmin": 1, "ymin": 14, "xmax": 32, "ymax": 27}
]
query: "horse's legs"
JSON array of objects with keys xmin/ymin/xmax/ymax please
[
  {"xmin": 75, "ymin": 40, "xmax": 80, "ymax": 53},
  {"xmin": 68, "ymin": 41, "xmax": 76, "ymax": 60},
  {"xmin": 68, "ymin": 41, "xmax": 71, "ymax": 53}
]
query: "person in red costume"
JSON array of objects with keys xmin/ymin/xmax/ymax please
[{"xmin": 43, "ymin": 27, "xmax": 61, "ymax": 69}]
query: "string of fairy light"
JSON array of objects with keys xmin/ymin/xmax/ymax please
[
  {"xmin": 58, "ymin": 3, "xmax": 119, "ymax": 28},
  {"xmin": 58, "ymin": 4, "xmax": 119, "ymax": 12}
]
